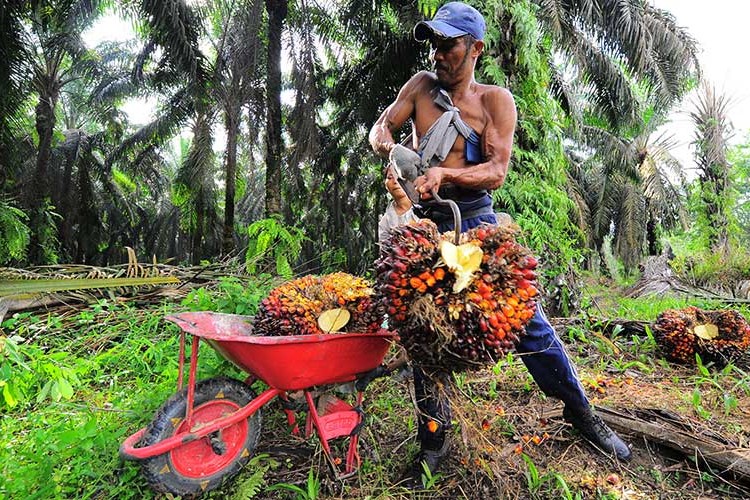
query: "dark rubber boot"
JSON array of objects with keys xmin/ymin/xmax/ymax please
[
  {"xmin": 402, "ymin": 439, "xmax": 450, "ymax": 490},
  {"xmin": 563, "ymin": 406, "xmax": 632, "ymax": 461}
]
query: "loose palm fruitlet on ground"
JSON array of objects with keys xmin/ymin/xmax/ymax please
[
  {"xmin": 253, "ymin": 272, "xmax": 383, "ymax": 336},
  {"xmin": 375, "ymin": 220, "xmax": 539, "ymax": 371},
  {"xmin": 653, "ymin": 306, "xmax": 750, "ymax": 367}
]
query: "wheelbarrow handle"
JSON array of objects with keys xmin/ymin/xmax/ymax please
[
  {"xmin": 355, "ymin": 365, "xmax": 390, "ymax": 392},
  {"xmin": 354, "ymin": 353, "xmax": 410, "ymax": 392}
]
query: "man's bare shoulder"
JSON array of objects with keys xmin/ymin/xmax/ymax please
[
  {"xmin": 477, "ymin": 84, "xmax": 515, "ymax": 109},
  {"xmin": 405, "ymin": 71, "xmax": 438, "ymax": 92}
]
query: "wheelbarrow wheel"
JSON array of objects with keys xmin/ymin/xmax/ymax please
[{"xmin": 140, "ymin": 377, "xmax": 262, "ymax": 497}]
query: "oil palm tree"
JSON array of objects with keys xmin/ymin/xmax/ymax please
[
  {"xmin": 568, "ymin": 119, "xmax": 686, "ymax": 271},
  {"xmin": 107, "ymin": 1, "xmax": 226, "ymax": 262},
  {"xmin": 690, "ymin": 82, "xmax": 733, "ymax": 257},
  {"xmin": 208, "ymin": 0, "xmax": 266, "ymax": 253},
  {"xmin": 0, "ymin": 0, "xmax": 32, "ymax": 183},
  {"xmin": 489, "ymin": 0, "xmax": 699, "ymax": 273},
  {"xmin": 22, "ymin": 0, "xmax": 104, "ymax": 263},
  {"xmin": 531, "ymin": 0, "xmax": 699, "ymax": 129}
]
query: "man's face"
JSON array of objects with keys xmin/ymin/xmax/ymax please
[{"xmin": 429, "ymin": 34, "xmax": 475, "ymax": 87}]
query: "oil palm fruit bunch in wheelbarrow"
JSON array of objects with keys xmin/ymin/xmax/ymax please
[
  {"xmin": 254, "ymin": 272, "xmax": 384, "ymax": 336},
  {"xmin": 375, "ymin": 220, "xmax": 539, "ymax": 371},
  {"xmin": 653, "ymin": 306, "xmax": 750, "ymax": 367}
]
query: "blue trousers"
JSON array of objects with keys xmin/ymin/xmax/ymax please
[{"xmin": 415, "ymin": 213, "xmax": 590, "ymax": 450}]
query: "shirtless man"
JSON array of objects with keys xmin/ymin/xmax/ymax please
[{"xmin": 369, "ymin": 1, "xmax": 631, "ymax": 488}]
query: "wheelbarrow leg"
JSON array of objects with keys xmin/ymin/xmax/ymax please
[
  {"xmin": 279, "ymin": 392, "xmax": 301, "ymax": 436},
  {"xmin": 345, "ymin": 392, "xmax": 366, "ymax": 475},
  {"xmin": 303, "ymin": 390, "xmax": 365, "ymax": 479},
  {"xmin": 185, "ymin": 334, "xmax": 200, "ymax": 427}
]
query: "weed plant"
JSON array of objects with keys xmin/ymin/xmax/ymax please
[{"xmin": 2, "ymin": 279, "xmax": 750, "ymax": 498}]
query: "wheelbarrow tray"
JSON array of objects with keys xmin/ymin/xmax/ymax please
[{"xmin": 166, "ymin": 312, "xmax": 395, "ymax": 391}]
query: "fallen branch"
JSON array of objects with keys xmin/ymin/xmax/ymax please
[
  {"xmin": 623, "ymin": 255, "xmax": 750, "ymax": 304},
  {"xmin": 596, "ymin": 407, "xmax": 750, "ymax": 484}
]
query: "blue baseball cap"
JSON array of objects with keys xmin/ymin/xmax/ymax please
[{"xmin": 414, "ymin": 2, "xmax": 486, "ymax": 42}]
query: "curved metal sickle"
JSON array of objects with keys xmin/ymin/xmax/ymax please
[
  {"xmin": 430, "ymin": 189, "xmax": 461, "ymax": 245},
  {"xmin": 395, "ymin": 177, "xmax": 462, "ymax": 245}
]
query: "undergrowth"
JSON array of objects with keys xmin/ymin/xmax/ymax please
[{"xmin": 1, "ymin": 278, "xmax": 750, "ymax": 499}]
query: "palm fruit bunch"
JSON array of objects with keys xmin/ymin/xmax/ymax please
[
  {"xmin": 653, "ymin": 306, "xmax": 750, "ymax": 367},
  {"xmin": 253, "ymin": 272, "xmax": 383, "ymax": 336},
  {"xmin": 375, "ymin": 220, "xmax": 539, "ymax": 371}
]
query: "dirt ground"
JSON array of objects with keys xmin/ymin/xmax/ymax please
[{"xmin": 251, "ymin": 338, "xmax": 750, "ymax": 500}]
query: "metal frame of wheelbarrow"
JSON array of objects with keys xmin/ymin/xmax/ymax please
[{"xmin": 120, "ymin": 312, "xmax": 396, "ymax": 479}]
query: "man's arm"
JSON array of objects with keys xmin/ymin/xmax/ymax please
[
  {"xmin": 414, "ymin": 87, "xmax": 516, "ymax": 195},
  {"xmin": 369, "ymin": 72, "xmax": 429, "ymax": 158}
]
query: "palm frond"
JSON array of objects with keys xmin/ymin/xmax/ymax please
[
  {"xmin": 106, "ymin": 87, "xmax": 195, "ymax": 168},
  {"xmin": 566, "ymin": 26, "xmax": 642, "ymax": 127},
  {"xmin": 548, "ymin": 59, "xmax": 582, "ymax": 123},
  {"xmin": 0, "ymin": 1, "xmax": 33, "ymax": 145},
  {"xmin": 287, "ymin": 1, "xmax": 321, "ymax": 168},
  {"xmin": 0, "ymin": 275, "xmax": 179, "ymax": 298},
  {"xmin": 137, "ymin": 0, "xmax": 209, "ymax": 84}
]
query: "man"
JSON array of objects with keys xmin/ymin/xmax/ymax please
[{"xmin": 368, "ymin": 1, "xmax": 631, "ymax": 488}]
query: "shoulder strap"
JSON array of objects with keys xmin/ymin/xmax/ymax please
[{"xmin": 417, "ymin": 88, "xmax": 474, "ymax": 168}]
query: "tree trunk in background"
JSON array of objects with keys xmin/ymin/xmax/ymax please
[
  {"xmin": 703, "ymin": 165, "xmax": 730, "ymax": 258},
  {"xmin": 264, "ymin": 0, "xmax": 287, "ymax": 218},
  {"xmin": 28, "ymin": 87, "xmax": 59, "ymax": 263},
  {"xmin": 645, "ymin": 198, "xmax": 660, "ymax": 256},
  {"xmin": 59, "ymin": 131, "xmax": 78, "ymax": 260},
  {"xmin": 223, "ymin": 105, "xmax": 240, "ymax": 254},
  {"xmin": 193, "ymin": 205, "xmax": 204, "ymax": 265}
]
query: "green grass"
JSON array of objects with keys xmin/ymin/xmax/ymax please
[
  {"xmin": 2, "ymin": 278, "xmax": 750, "ymax": 499},
  {"xmin": 0, "ymin": 279, "xmax": 266, "ymax": 499}
]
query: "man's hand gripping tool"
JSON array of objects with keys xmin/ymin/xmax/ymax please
[{"xmin": 388, "ymin": 145, "xmax": 461, "ymax": 244}]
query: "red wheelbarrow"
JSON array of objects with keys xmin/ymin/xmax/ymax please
[{"xmin": 120, "ymin": 311, "xmax": 396, "ymax": 497}]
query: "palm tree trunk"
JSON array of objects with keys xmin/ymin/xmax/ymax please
[
  {"xmin": 264, "ymin": 0, "xmax": 287, "ymax": 217},
  {"xmin": 33, "ymin": 95, "xmax": 55, "ymax": 198},
  {"xmin": 192, "ymin": 204, "xmax": 204, "ymax": 265},
  {"xmin": 223, "ymin": 106, "xmax": 240, "ymax": 254},
  {"xmin": 644, "ymin": 199, "xmax": 660, "ymax": 256},
  {"xmin": 28, "ymin": 88, "xmax": 59, "ymax": 263},
  {"xmin": 75, "ymin": 156, "xmax": 97, "ymax": 263},
  {"xmin": 60, "ymin": 131, "xmax": 79, "ymax": 260},
  {"xmin": 646, "ymin": 215, "xmax": 659, "ymax": 256}
]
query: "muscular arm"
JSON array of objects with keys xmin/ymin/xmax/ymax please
[
  {"xmin": 369, "ymin": 72, "xmax": 430, "ymax": 158},
  {"xmin": 415, "ymin": 87, "xmax": 517, "ymax": 194}
]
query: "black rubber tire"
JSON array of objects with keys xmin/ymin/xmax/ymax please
[{"xmin": 140, "ymin": 377, "xmax": 262, "ymax": 497}]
